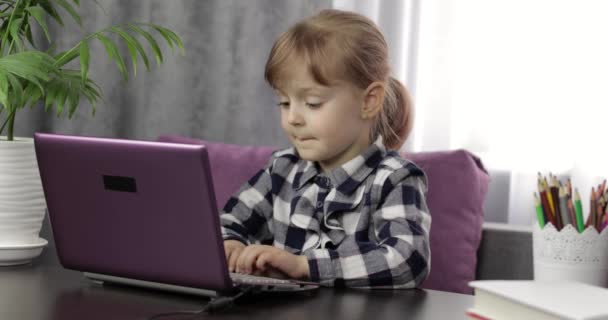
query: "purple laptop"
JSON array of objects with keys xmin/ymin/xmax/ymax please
[{"xmin": 34, "ymin": 133, "xmax": 317, "ymax": 297}]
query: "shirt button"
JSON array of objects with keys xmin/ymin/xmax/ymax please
[
  {"xmin": 317, "ymin": 201, "xmax": 324, "ymax": 208},
  {"xmin": 317, "ymin": 177, "xmax": 331, "ymax": 188}
]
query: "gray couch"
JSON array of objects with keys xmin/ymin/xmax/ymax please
[{"xmin": 476, "ymin": 222, "xmax": 533, "ymax": 281}]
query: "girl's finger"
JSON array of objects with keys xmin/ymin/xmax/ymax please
[
  {"xmin": 236, "ymin": 245, "xmax": 260, "ymax": 274},
  {"xmin": 242, "ymin": 246, "xmax": 265, "ymax": 274},
  {"xmin": 228, "ymin": 247, "xmax": 242, "ymax": 272},
  {"xmin": 255, "ymin": 251, "xmax": 270, "ymax": 272}
]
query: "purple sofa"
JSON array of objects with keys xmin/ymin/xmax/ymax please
[{"xmin": 157, "ymin": 135, "xmax": 490, "ymax": 294}]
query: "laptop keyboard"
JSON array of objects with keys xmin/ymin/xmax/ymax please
[{"xmin": 229, "ymin": 272, "xmax": 294, "ymax": 285}]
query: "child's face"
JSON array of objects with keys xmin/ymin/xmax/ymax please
[{"xmin": 274, "ymin": 61, "xmax": 371, "ymax": 172}]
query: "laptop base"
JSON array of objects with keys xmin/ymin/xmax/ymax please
[{"xmin": 84, "ymin": 272, "xmax": 220, "ymax": 297}]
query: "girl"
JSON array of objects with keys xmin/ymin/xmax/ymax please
[{"xmin": 221, "ymin": 9, "xmax": 431, "ymax": 288}]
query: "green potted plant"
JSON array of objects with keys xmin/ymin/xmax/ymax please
[{"xmin": 0, "ymin": 0, "xmax": 183, "ymax": 264}]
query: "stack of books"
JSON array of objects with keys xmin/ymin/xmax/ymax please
[{"xmin": 467, "ymin": 280, "xmax": 608, "ymax": 320}]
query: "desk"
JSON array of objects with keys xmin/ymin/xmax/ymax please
[{"xmin": 0, "ymin": 256, "xmax": 473, "ymax": 320}]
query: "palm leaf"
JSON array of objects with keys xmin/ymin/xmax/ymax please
[
  {"xmin": 0, "ymin": 70, "xmax": 9, "ymax": 108},
  {"xmin": 95, "ymin": 33, "xmax": 128, "ymax": 81},
  {"xmin": 6, "ymin": 73, "xmax": 23, "ymax": 109},
  {"xmin": 145, "ymin": 23, "xmax": 185, "ymax": 55},
  {"xmin": 22, "ymin": 81, "xmax": 43, "ymax": 108},
  {"xmin": 54, "ymin": 46, "xmax": 79, "ymax": 66},
  {"xmin": 54, "ymin": 81, "xmax": 68, "ymax": 117},
  {"xmin": 0, "ymin": 51, "xmax": 56, "ymax": 92},
  {"xmin": 38, "ymin": 1, "xmax": 64, "ymax": 26},
  {"xmin": 41, "ymin": 69, "xmax": 102, "ymax": 117},
  {"xmin": 8, "ymin": 17, "xmax": 24, "ymax": 52},
  {"xmin": 128, "ymin": 23, "xmax": 163, "ymax": 66},
  {"xmin": 109, "ymin": 26, "xmax": 146, "ymax": 76},
  {"xmin": 67, "ymin": 83, "xmax": 79, "ymax": 117},
  {"xmin": 54, "ymin": 0, "xmax": 81, "ymax": 26},
  {"xmin": 26, "ymin": 6, "xmax": 51, "ymax": 42},
  {"xmin": 79, "ymin": 40, "xmax": 89, "ymax": 83},
  {"xmin": 44, "ymin": 80, "xmax": 59, "ymax": 112}
]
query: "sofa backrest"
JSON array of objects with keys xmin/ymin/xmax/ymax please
[
  {"xmin": 407, "ymin": 150, "xmax": 489, "ymax": 294},
  {"xmin": 157, "ymin": 135, "xmax": 490, "ymax": 294}
]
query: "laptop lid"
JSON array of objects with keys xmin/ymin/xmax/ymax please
[{"xmin": 34, "ymin": 133, "xmax": 233, "ymax": 293}]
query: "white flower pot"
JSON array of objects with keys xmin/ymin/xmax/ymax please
[{"xmin": 0, "ymin": 136, "xmax": 47, "ymax": 246}]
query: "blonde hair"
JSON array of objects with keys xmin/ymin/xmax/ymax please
[{"xmin": 264, "ymin": 9, "xmax": 413, "ymax": 150}]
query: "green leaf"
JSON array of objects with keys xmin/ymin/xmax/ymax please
[
  {"xmin": 44, "ymin": 80, "xmax": 59, "ymax": 112},
  {"xmin": 83, "ymin": 79, "xmax": 101, "ymax": 115},
  {"xmin": 39, "ymin": 1, "xmax": 64, "ymax": 26},
  {"xmin": 25, "ymin": 25, "xmax": 35, "ymax": 47},
  {"xmin": 96, "ymin": 33, "xmax": 128, "ymax": 81},
  {"xmin": 149, "ymin": 25, "xmax": 174, "ymax": 54},
  {"xmin": 9, "ymin": 17, "xmax": 24, "ymax": 52},
  {"xmin": 109, "ymin": 27, "xmax": 144, "ymax": 76},
  {"xmin": 54, "ymin": 0, "xmax": 82, "ymax": 26},
  {"xmin": 0, "ymin": 71, "xmax": 8, "ymax": 107},
  {"xmin": 149, "ymin": 24, "xmax": 184, "ymax": 55},
  {"xmin": 6, "ymin": 73, "xmax": 24, "ymax": 109},
  {"xmin": 39, "ymin": 68, "xmax": 101, "ymax": 118},
  {"xmin": 54, "ymin": 82, "xmax": 68, "ymax": 117},
  {"xmin": 23, "ymin": 82, "xmax": 43, "ymax": 109},
  {"xmin": 0, "ymin": 52, "xmax": 55, "ymax": 91},
  {"xmin": 128, "ymin": 24, "xmax": 163, "ymax": 66},
  {"xmin": 79, "ymin": 41, "xmax": 89, "ymax": 83},
  {"xmin": 26, "ymin": 6, "xmax": 51, "ymax": 42},
  {"xmin": 54, "ymin": 47, "xmax": 80, "ymax": 67},
  {"xmin": 67, "ymin": 85, "xmax": 79, "ymax": 118}
]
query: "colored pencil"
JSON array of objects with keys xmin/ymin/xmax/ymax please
[
  {"xmin": 540, "ymin": 184, "xmax": 557, "ymax": 227},
  {"xmin": 597, "ymin": 198, "xmax": 604, "ymax": 231},
  {"xmin": 545, "ymin": 179, "xmax": 556, "ymax": 221},
  {"xmin": 550, "ymin": 179, "xmax": 563, "ymax": 230},
  {"xmin": 559, "ymin": 187, "xmax": 570, "ymax": 227},
  {"xmin": 534, "ymin": 193, "xmax": 546, "ymax": 227},
  {"xmin": 589, "ymin": 187, "xmax": 597, "ymax": 231},
  {"xmin": 574, "ymin": 189, "xmax": 585, "ymax": 232},
  {"xmin": 567, "ymin": 197, "xmax": 577, "ymax": 231}
]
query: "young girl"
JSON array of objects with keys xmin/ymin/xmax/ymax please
[{"xmin": 221, "ymin": 9, "xmax": 431, "ymax": 288}]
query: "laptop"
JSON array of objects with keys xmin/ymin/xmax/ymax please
[{"xmin": 34, "ymin": 133, "xmax": 318, "ymax": 297}]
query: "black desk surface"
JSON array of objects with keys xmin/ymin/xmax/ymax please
[{"xmin": 0, "ymin": 254, "xmax": 474, "ymax": 320}]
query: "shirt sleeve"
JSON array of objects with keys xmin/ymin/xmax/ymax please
[
  {"xmin": 220, "ymin": 156, "xmax": 276, "ymax": 245},
  {"xmin": 304, "ymin": 169, "xmax": 431, "ymax": 288}
]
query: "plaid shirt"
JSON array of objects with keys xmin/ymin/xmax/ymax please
[{"xmin": 220, "ymin": 137, "xmax": 431, "ymax": 288}]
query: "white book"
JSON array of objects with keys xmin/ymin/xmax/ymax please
[{"xmin": 467, "ymin": 280, "xmax": 608, "ymax": 320}]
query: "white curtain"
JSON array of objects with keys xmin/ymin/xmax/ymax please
[{"xmin": 335, "ymin": 0, "xmax": 608, "ymax": 225}]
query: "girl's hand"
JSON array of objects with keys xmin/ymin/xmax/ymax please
[
  {"xmin": 235, "ymin": 245, "xmax": 310, "ymax": 280},
  {"xmin": 224, "ymin": 240, "xmax": 246, "ymax": 272}
]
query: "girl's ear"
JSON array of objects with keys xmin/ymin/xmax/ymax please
[{"xmin": 361, "ymin": 81, "xmax": 385, "ymax": 119}]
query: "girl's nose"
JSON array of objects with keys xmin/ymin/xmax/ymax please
[{"xmin": 287, "ymin": 107, "xmax": 304, "ymax": 126}]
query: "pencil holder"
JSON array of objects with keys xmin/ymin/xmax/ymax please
[{"xmin": 533, "ymin": 223, "xmax": 608, "ymax": 287}]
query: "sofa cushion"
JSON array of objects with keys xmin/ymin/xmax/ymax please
[
  {"xmin": 408, "ymin": 150, "xmax": 489, "ymax": 294},
  {"xmin": 156, "ymin": 135, "xmax": 275, "ymax": 210},
  {"xmin": 158, "ymin": 135, "xmax": 489, "ymax": 294}
]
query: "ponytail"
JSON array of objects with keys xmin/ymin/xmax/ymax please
[{"xmin": 372, "ymin": 77, "xmax": 413, "ymax": 150}]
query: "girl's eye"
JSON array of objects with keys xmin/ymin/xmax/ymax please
[
  {"xmin": 277, "ymin": 102, "xmax": 289, "ymax": 108},
  {"xmin": 306, "ymin": 102, "xmax": 322, "ymax": 109}
]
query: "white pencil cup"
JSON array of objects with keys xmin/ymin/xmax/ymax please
[{"xmin": 533, "ymin": 223, "xmax": 608, "ymax": 287}]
